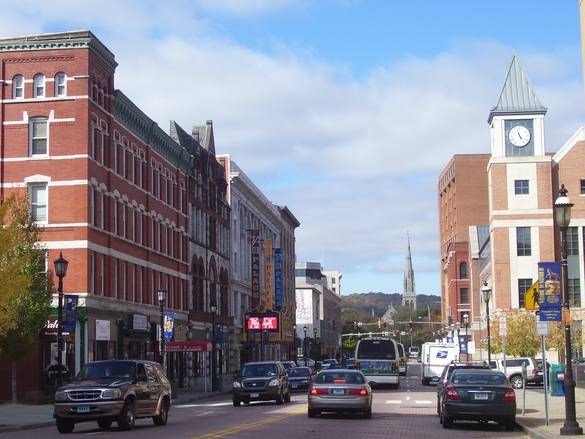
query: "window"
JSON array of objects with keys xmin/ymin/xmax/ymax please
[
  {"xmin": 518, "ymin": 278, "xmax": 532, "ymax": 308},
  {"xmin": 54, "ymin": 73, "xmax": 66, "ymax": 97},
  {"xmin": 581, "ymin": 180, "xmax": 585, "ymax": 195},
  {"xmin": 514, "ymin": 179, "xmax": 529, "ymax": 195},
  {"xmin": 33, "ymin": 73, "xmax": 45, "ymax": 98},
  {"xmin": 459, "ymin": 261, "xmax": 468, "ymax": 279},
  {"xmin": 568, "ymin": 278, "xmax": 581, "ymax": 308},
  {"xmin": 460, "ymin": 287, "xmax": 469, "ymax": 304},
  {"xmin": 30, "ymin": 118, "xmax": 48, "ymax": 155},
  {"xmin": 12, "ymin": 74, "xmax": 24, "ymax": 99},
  {"xmin": 516, "ymin": 227, "xmax": 531, "ymax": 256},
  {"xmin": 29, "ymin": 184, "xmax": 47, "ymax": 222},
  {"xmin": 567, "ymin": 227, "xmax": 579, "ymax": 256}
]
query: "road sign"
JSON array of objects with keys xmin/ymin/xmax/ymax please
[
  {"xmin": 536, "ymin": 320, "xmax": 549, "ymax": 336},
  {"xmin": 499, "ymin": 318, "xmax": 507, "ymax": 336},
  {"xmin": 524, "ymin": 281, "xmax": 540, "ymax": 310}
]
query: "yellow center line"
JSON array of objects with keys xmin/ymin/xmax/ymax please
[{"xmin": 191, "ymin": 404, "xmax": 307, "ymax": 439}]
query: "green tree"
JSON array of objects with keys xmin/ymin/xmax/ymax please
[
  {"xmin": 489, "ymin": 310, "xmax": 540, "ymax": 357},
  {"xmin": 0, "ymin": 194, "xmax": 52, "ymax": 402}
]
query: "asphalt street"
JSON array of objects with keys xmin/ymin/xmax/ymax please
[{"xmin": 3, "ymin": 362, "xmax": 528, "ymax": 439}]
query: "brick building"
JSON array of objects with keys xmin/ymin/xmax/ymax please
[{"xmin": 0, "ymin": 31, "xmax": 232, "ymax": 400}]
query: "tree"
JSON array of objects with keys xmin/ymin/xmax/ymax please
[
  {"xmin": 489, "ymin": 310, "xmax": 540, "ymax": 357},
  {"xmin": 0, "ymin": 194, "xmax": 52, "ymax": 402}
]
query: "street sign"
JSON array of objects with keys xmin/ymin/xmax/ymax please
[
  {"xmin": 524, "ymin": 281, "xmax": 540, "ymax": 311},
  {"xmin": 499, "ymin": 318, "xmax": 507, "ymax": 336},
  {"xmin": 536, "ymin": 320, "xmax": 549, "ymax": 336}
]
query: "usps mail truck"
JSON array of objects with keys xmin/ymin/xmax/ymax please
[{"xmin": 420, "ymin": 342, "xmax": 459, "ymax": 385}]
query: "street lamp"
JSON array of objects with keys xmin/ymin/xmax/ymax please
[
  {"xmin": 53, "ymin": 252, "xmax": 69, "ymax": 388},
  {"xmin": 554, "ymin": 184, "xmax": 583, "ymax": 436},
  {"xmin": 210, "ymin": 304, "xmax": 217, "ymax": 391},
  {"xmin": 481, "ymin": 281, "xmax": 492, "ymax": 365},
  {"xmin": 157, "ymin": 289, "xmax": 167, "ymax": 369},
  {"xmin": 303, "ymin": 326, "xmax": 308, "ymax": 359},
  {"xmin": 313, "ymin": 327, "xmax": 318, "ymax": 361},
  {"xmin": 463, "ymin": 313, "xmax": 469, "ymax": 361}
]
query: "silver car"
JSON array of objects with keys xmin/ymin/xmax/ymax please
[{"xmin": 308, "ymin": 369, "xmax": 372, "ymax": 418}]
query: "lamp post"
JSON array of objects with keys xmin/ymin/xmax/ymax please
[
  {"xmin": 210, "ymin": 304, "xmax": 217, "ymax": 391},
  {"xmin": 303, "ymin": 326, "xmax": 308, "ymax": 359},
  {"xmin": 463, "ymin": 313, "xmax": 469, "ymax": 361},
  {"xmin": 481, "ymin": 281, "xmax": 492, "ymax": 365},
  {"xmin": 157, "ymin": 289, "xmax": 167, "ymax": 369},
  {"xmin": 53, "ymin": 252, "xmax": 69, "ymax": 388},
  {"xmin": 555, "ymin": 184, "xmax": 583, "ymax": 435},
  {"xmin": 293, "ymin": 324, "xmax": 297, "ymax": 359},
  {"xmin": 313, "ymin": 327, "xmax": 318, "ymax": 362}
]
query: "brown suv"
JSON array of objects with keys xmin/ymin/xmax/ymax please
[{"xmin": 53, "ymin": 360, "xmax": 171, "ymax": 433}]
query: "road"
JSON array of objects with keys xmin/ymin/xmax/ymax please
[{"xmin": 4, "ymin": 361, "xmax": 527, "ymax": 439}]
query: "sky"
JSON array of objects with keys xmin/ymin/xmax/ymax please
[{"xmin": 3, "ymin": 0, "xmax": 585, "ymax": 295}]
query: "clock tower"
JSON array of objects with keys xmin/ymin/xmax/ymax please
[{"xmin": 487, "ymin": 56, "xmax": 556, "ymax": 310}]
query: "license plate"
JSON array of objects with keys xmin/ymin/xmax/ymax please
[
  {"xmin": 76, "ymin": 405, "xmax": 90, "ymax": 413},
  {"xmin": 332, "ymin": 388, "xmax": 345, "ymax": 395},
  {"xmin": 474, "ymin": 393, "xmax": 488, "ymax": 400},
  {"xmin": 291, "ymin": 384, "xmax": 298, "ymax": 388},
  {"xmin": 250, "ymin": 393, "xmax": 260, "ymax": 398}
]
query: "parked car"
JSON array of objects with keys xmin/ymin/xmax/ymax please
[
  {"xmin": 408, "ymin": 346, "xmax": 420, "ymax": 359},
  {"xmin": 436, "ymin": 361, "xmax": 491, "ymax": 415},
  {"xmin": 53, "ymin": 360, "xmax": 171, "ymax": 434},
  {"xmin": 288, "ymin": 367, "xmax": 313, "ymax": 392},
  {"xmin": 232, "ymin": 361, "xmax": 291, "ymax": 406},
  {"xmin": 308, "ymin": 369, "xmax": 372, "ymax": 419},
  {"xmin": 489, "ymin": 357, "xmax": 539, "ymax": 389},
  {"xmin": 438, "ymin": 369, "xmax": 516, "ymax": 430}
]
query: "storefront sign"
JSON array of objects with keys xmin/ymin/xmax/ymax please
[
  {"xmin": 164, "ymin": 312, "xmax": 175, "ymax": 342},
  {"xmin": 96, "ymin": 319, "xmax": 110, "ymax": 341},
  {"xmin": 246, "ymin": 313, "xmax": 279, "ymax": 332},
  {"xmin": 129, "ymin": 314, "xmax": 149, "ymax": 331},
  {"xmin": 264, "ymin": 240, "xmax": 273, "ymax": 310},
  {"xmin": 538, "ymin": 262, "xmax": 562, "ymax": 321},
  {"xmin": 250, "ymin": 229, "xmax": 260, "ymax": 307},
  {"xmin": 274, "ymin": 248, "xmax": 283, "ymax": 310},
  {"xmin": 166, "ymin": 340, "xmax": 212, "ymax": 352}
]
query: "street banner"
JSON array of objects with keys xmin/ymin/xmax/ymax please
[
  {"xmin": 458, "ymin": 335, "xmax": 467, "ymax": 353},
  {"xmin": 524, "ymin": 281, "xmax": 540, "ymax": 311},
  {"xmin": 538, "ymin": 262, "xmax": 562, "ymax": 321},
  {"xmin": 63, "ymin": 295, "xmax": 79, "ymax": 333},
  {"xmin": 264, "ymin": 240, "xmax": 273, "ymax": 310},
  {"xmin": 163, "ymin": 312, "xmax": 175, "ymax": 342},
  {"xmin": 250, "ymin": 229, "xmax": 260, "ymax": 308},
  {"xmin": 274, "ymin": 248, "xmax": 283, "ymax": 310}
]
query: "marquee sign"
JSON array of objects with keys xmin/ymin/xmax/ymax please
[{"xmin": 246, "ymin": 313, "xmax": 279, "ymax": 332}]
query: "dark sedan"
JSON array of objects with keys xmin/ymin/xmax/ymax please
[
  {"xmin": 288, "ymin": 367, "xmax": 312, "ymax": 392},
  {"xmin": 438, "ymin": 369, "xmax": 516, "ymax": 430},
  {"xmin": 232, "ymin": 361, "xmax": 291, "ymax": 406}
]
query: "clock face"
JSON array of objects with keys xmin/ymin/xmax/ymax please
[{"xmin": 508, "ymin": 125, "xmax": 531, "ymax": 147}]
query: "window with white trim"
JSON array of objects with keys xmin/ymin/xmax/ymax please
[
  {"xmin": 90, "ymin": 251, "xmax": 95, "ymax": 294},
  {"xmin": 33, "ymin": 73, "xmax": 45, "ymax": 98},
  {"xmin": 30, "ymin": 118, "xmax": 48, "ymax": 155},
  {"xmin": 12, "ymin": 74, "xmax": 24, "ymax": 99},
  {"xmin": 55, "ymin": 72, "xmax": 66, "ymax": 97},
  {"xmin": 29, "ymin": 184, "xmax": 48, "ymax": 222},
  {"xmin": 114, "ymin": 258, "xmax": 118, "ymax": 298},
  {"xmin": 99, "ymin": 254, "xmax": 105, "ymax": 296}
]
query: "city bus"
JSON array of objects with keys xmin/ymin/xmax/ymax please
[{"xmin": 354, "ymin": 337, "xmax": 400, "ymax": 388}]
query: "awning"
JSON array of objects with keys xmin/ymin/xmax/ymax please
[{"xmin": 165, "ymin": 340, "xmax": 212, "ymax": 352}]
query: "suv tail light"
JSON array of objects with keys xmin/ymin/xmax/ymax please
[
  {"xmin": 503, "ymin": 387, "xmax": 515, "ymax": 402},
  {"xmin": 445, "ymin": 386, "xmax": 461, "ymax": 400},
  {"xmin": 309, "ymin": 387, "xmax": 329, "ymax": 395}
]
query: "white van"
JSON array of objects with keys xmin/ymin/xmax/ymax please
[{"xmin": 420, "ymin": 342, "xmax": 459, "ymax": 385}]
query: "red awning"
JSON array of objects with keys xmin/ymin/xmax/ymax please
[{"xmin": 165, "ymin": 340, "xmax": 212, "ymax": 352}]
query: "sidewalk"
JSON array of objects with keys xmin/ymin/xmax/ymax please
[
  {"xmin": 0, "ymin": 388, "xmax": 230, "ymax": 434},
  {"xmin": 515, "ymin": 386, "xmax": 585, "ymax": 439}
]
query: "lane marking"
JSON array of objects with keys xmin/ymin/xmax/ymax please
[
  {"xmin": 176, "ymin": 402, "xmax": 232, "ymax": 408},
  {"xmin": 415, "ymin": 400, "xmax": 433, "ymax": 405},
  {"xmin": 385, "ymin": 400, "xmax": 402, "ymax": 404},
  {"xmin": 191, "ymin": 404, "xmax": 306, "ymax": 439}
]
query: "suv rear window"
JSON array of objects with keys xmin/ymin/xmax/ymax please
[
  {"xmin": 315, "ymin": 371, "xmax": 365, "ymax": 384},
  {"xmin": 242, "ymin": 363, "xmax": 277, "ymax": 377},
  {"xmin": 452, "ymin": 372, "xmax": 506, "ymax": 385}
]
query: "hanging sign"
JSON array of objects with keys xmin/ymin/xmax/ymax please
[
  {"xmin": 163, "ymin": 312, "xmax": 176, "ymax": 342},
  {"xmin": 274, "ymin": 248, "xmax": 283, "ymax": 310},
  {"xmin": 538, "ymin": 262, "xmax": 562, "ymax": 321},
  {"xmin": 264, "ymin": 240, "xmax": 274, "ymax": 310}
]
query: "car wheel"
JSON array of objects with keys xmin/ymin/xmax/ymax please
[
  {"xmin": 276, "ymin": 391, "xmax": 284, "ymax": 405},
  {"xmin": 510, "ymin": 375, "xmax": 523, "ymax": 389},
  {"xmin": 504, "ymin": 417, "xmax": 516, "ymax": 431},
  {"xmin": 97, "ymin": 419, "xmax": 112, "ymax": 430},
  {"xmin": 284, "ymin": 390, "xmax": 291, "ymax": 403},
  {"xmin": 153, "ymin": 397, "xmax": 169, "ymax": 425},
  {"xmin": 363, "ymin": 407, "xmax": 372, "ymax": 419},
  {"xmin": 243, "ymin": 400, "xmax": 250, "ymax": 405},
  {"xmin": 56, "ymin": 417, "xmax": 75, "ymax": 434},
  {"xmin": 233, "ymin": 399, "xmax": 241, "ymax": 407},
  {"xmin": 308, "ymin": 408, "xmax": 318, "ymax": 418},
  {"xmin": 422, "ymin": 378, "xmax": 429, "ymax": 386},
  {"xmin": 441, "ymin": 411, "xmax": 453, "ymax": 429},
  {"xmin": 117, "ymin": 399, "xmax": 136, "ymax": 431}
]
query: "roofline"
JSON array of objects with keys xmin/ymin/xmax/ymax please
[
  {"xmin": 278, "ymin": 205, "xmax": 301, "ymax": 227},
  {"xmin": 487, "ymin": 109, "xmax": 547, "ymax": 124},
  {"xmin": 552, "ymin": 126, "xmax": 585, "ymax": 164}
]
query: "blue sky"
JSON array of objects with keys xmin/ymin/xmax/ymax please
[{"xmin": 3, "ymin": 0, "xmax": 585, "ymax": 295}]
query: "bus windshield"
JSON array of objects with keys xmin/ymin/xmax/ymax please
[{"xmin": 356, "ymin": 339, "xmax": 396, "ymax": 360}]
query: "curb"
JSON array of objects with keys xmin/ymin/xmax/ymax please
[
  {"xmin": 515, "ymin": 420, "xmax": 555, "ymax": 439},
  {"xmin": 0, "ymin": 421, "xmax": 54, "ymax": 434},
  {"xmin": 172, "ymin": 390, "xmax": 231, "ymax": 405}
]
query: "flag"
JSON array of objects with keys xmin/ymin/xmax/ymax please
[{"xmin": 524, "ymin": 281, "xmax": 540, "ymax": 310}]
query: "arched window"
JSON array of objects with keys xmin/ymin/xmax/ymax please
[
  {"xmin": 459, "ymin": 261, "xmax": 468, "ymax": 279},
  {"xmin": 54, "ymin": 72, "xmax": 66, "ymax": 97},
  {"xmin": 12, "ymin": 74, "xmax": 24, "ymax": 99},
  {"xmin": 33, "ymin": 73, "xmax": 45, "ymax": 98}
]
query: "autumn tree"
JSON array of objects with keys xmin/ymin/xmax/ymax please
[{"xmin": 0, "ymin": 194, "xmax": 52, "ymax": 402}]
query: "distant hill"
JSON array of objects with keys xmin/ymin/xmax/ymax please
[{"xmin": 341, "ymin": 292, "xmax": 441, "ymax": 317}]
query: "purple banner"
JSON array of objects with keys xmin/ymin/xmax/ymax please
[
  {"xmin": 274, "ymin": 248, "xmax": 283, "ymax": 310},
  {"xmin": 250, "ymin": 229, "xmax": 260, "ymax": 308},
  {"xmin": 538, "ymin": 262, "xmax": 562, "ymax": 321}
]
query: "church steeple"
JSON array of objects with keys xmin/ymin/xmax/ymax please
[{"xmin": 402, "ymin": 233, "xmax": 416, "ymax": 309}]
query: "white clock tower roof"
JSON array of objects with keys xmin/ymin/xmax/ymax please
[{"xmin": 488, "ymin": 55, "xmax": 547, "ymax": 124}]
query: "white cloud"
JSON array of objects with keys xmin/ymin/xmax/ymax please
[
  {"xmin": 0, "ymin": 4, "xmax": 583, "ymax": 293},
  {"xmin": 196, "ymin": 0, "xmax": 297, "ymax": 16}
]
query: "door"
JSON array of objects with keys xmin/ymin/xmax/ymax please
[
  {"xmin": 135, "ymin": 363, "xmax": 151, "ymax": 416},
  {"xmin": 144, "ymin": 363, "xmax": 162, "ymax": 414}
]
